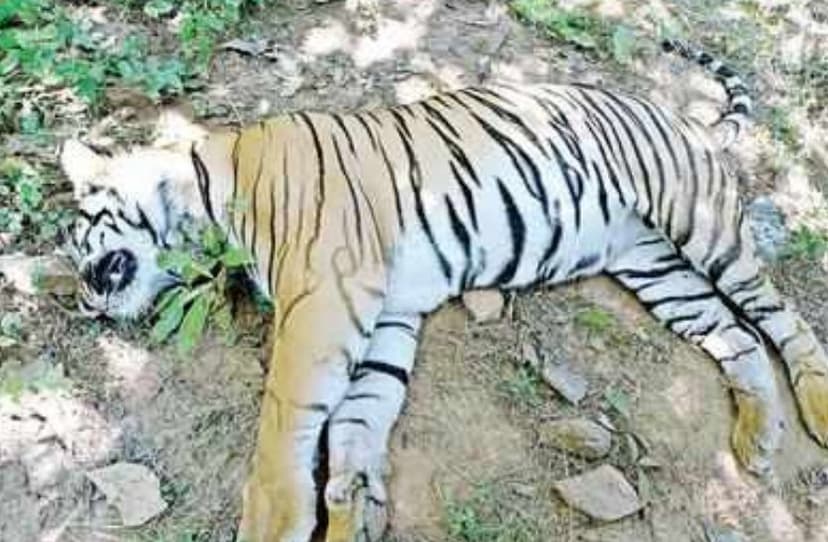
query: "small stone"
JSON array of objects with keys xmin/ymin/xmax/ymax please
[
  {"xmin": 554, "ymin": 465, "xmax": 642, "ymax": 521},
  {"xmin": 86, "ymin": 463, "xmax": 167, "ymax": 527},
  {"xmin": 462, "ymin": 290, "xmax": 505, "ymax": 323},
  {"xmin": 0, "ymin": 253, "xmax": 77, "ymax": 296},
  {"xmin": 540, "ymin": 363, "xmax": 588, "ymax": 405},
  {"xmin": 521, "ymin": 342, "xmax": 588, "ymax": 404},
  {"xmin": 539, "ymin": 418, "xmax": 612, "ymax": 459}
]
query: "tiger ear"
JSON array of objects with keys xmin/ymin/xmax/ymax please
[
  {"xmin": 60, "ymin": 140, "xmax": 108, "ymax": 198},
  {"xmin": 152, "ymin": 109, "xmax": 208, "ymax": 152}
]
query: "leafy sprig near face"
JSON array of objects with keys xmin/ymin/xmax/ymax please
[{"xmin": 151, "ymin": 223, "xmax": 253, "ymax": 354}]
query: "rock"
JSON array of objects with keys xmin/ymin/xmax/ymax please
[
  {"xmin": 20, "ymin": 441, "xmax": 69, "ymax": 492},
  {"xmin": 539, "ymin": 418, "xmax": 612, "ymax": 459},
  {"xmin": 85, "ymin": 463, "xmax": 167, "ymax": 527},
  {"xmin": 462, "ymin": 290, "xmax": 505, "ymax": 323},
  {"xmin": 554, "ymin": 465, "xmax": 642, "ymax": 521},
  {"xmin": 748, "ymin": 196, "xmax": 787, "ymax": 262},
  {"xmin": 522, "ymin": 342, "xmax": 588, "ymax": 404},
  {"xmin": 0, "ymin": 253, "xmax": 77, "ymax": 296}
]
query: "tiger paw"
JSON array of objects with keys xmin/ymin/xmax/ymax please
[
  {"xmin": 730, "ymin": 390, "xmax": 783, "ymax": 476},
  {"xmin": 237, "ymin": 474, "xmax": 317, "ymax": 542},
  {"xmin": 794, "ymin": 370, "xmax": 828, "ymax": 447},
  {"xmin": 325, "ymin": 470, "xmax": 388, "ymax": 542}
]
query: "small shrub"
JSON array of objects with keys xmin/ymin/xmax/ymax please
[
  {"xmin": 151, "ymin": 224, "xmax": 258, "ymax": 354},
  {"xmin": 444, "ymin": 485, "xmax": 540, "ymax": 542},
  {"xmin": 574, "ymin": 306, "xmax": 615, "ymax": 334},
  {"xmin": 0, "ymin": 158, "xmax": 75, "ymax": 246},
  {"xmin": 510, "ymin": 0, "xmax": 638, "ymax": 64},
  {"xmin": 0, "ymin": 0, "xmax": 187, "ymax": 115},
  {"xmin": 497, "ymin": 365, "xmax": 544, "ymax": 408},
  {"xmin": 783, "ymin": 226, "xmax": 828, "ymax": 261},
  {"xmin": 140, "ymin": 0, "xmax": 262, "ymax": 69},
  {"xmin": 766, "ymin": 106, "xmax": 801, "ymax": 153}
]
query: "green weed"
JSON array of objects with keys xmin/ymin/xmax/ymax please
[
  {"xmin": 151, "ymin": 223, "xmax": 260, "ymax": 354},
  {"xmin": 509, "ymin": 0, "xmax": 638, "ymax": 64},
  {"xmin": 0, "ymin": 158, "xmax": 75, "ymax": 247},
  {"xmin": 444, "ymin": 485, "xmax": 540, "ymax": 542},
  {"xmin": 766, "ymin": 106, "xmax": 801, "ymax": 153},
  {"xmin": 497, "ymin": 365, "xmax": 544, "ymax": 408},
  {"xmin": 139, "ymin": 0, "xmax": 261, "ymax": 69},
  {"xmin": 574, "ymin": 306, "xmax": 615, "ymax": 334},
  {"xmin": 783, "ymin": 226, "xmax": 828, "ymax": 261},
  {"xmin": 0, "ymin": 0, "xmax": 187, "ymax": 126}
]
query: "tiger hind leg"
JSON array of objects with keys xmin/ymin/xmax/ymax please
[
  {"xmin": 608, "ymin": 232, "xmax": 785, "ymax": 474},
  {"xmin": 324, "ymin": 312, "xmax": 422, "ymax": 542},
  {"xmin": 706, "ymin": 228, "xmax": 828, "ymax": 447}
]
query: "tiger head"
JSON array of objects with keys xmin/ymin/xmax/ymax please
[{"xmin": 61, "ymin": 112, "xmax": 211, "ymax": 319}]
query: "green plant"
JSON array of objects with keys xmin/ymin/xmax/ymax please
[
  {"xmin": 574, "ymin": 306, "xmax": 615, "ymax": 334},
  {"xmin": 497, "ymin": 365, "xmax": 544, "ymax": 408},
  {"xmin": 444, "ymin": 485, "xmax": 540, "ymax": 542},
  {"xmin": 783, "ymin": 226, "xmax": 828, "ymax": 261},
  {"xmin": 141, "ymin": 0, "xmax": 261, "ymax": 69},
  {"xmin": 0, "ymin": 158, "xmax": 75, "ymax": 245},
  {"xmin": 0, "ymin": 0, "xmax": 187, "ymax": 117},
  {"xmin": 766, "ymin": 105, "xmax": 801, "ymax": 153},
  {"xmin": 509, "ymin": 0, "xmax": 637, "ymax": 63},
  {"xmin": 151, "ymin": 224, "xmax": 255, "ymax": 354}
]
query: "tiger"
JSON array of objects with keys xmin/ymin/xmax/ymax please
[{"xmin": 60, "ymin": 39, "xmax": 828, "ymax": 542}]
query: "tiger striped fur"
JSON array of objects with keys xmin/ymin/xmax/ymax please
[{"xmin": 60, "ymin": 39, "xmax": 828, "ymax": 542}]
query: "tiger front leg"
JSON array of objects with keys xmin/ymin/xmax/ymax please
[
  {"xmin": 324, "ymin": 312, "xmax": 422, "ymax": 542},
  {"xmin": 238, "ymin": 280, "xmax": 385, "ymax": 542}
]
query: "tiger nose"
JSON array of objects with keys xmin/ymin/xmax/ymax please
[{"xmin": 85, "ymin": 249, "xmax": 137, "ymax": 294}]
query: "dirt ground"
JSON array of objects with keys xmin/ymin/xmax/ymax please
[{"xmin": 2, "ymin": 1, "xmax": 828, "ymax": 541}]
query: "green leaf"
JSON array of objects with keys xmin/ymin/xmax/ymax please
[
  {"xmin": 152, "ymin": 285, "xmax": 184, "ymax": 317},
  {"xmin": 221, "ymin": 246, "xmax": 253, "ymax": 268},
  {"xmin": 181, "ymin": 260, "xmax": 215, "ymax": 283},
  {"xmin": 200, "ymin": 224, "xmax": 225, "ymax": 255},
  {"xmin": 177, "ymin": 294, "xmax": 210, "ymax": 353},
  {"xmin": 157, "ymin": 249, "xmax": 192, "ymax": 272},
  {"xmin": 151, "ymin": 289, "xmax": 186, "ymax": 344}
]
